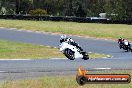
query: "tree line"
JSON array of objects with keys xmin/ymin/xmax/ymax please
[{"xmin": 0, "ymin": 0, "xmax": 132, "ymax": 20}]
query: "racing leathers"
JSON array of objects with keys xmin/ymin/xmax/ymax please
[{"xmin": 60, "ymin": 37, "xmax": 83, "ymax": 51}]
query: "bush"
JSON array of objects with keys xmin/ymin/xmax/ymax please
[{"xmin": 29, "ymin": 9, "xmax": 47, "ymax": 16}]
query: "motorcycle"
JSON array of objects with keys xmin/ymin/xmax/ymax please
[
  {"xmin": 59, "ymin": 42, "xmax": 89, "ymax": 60},
  {"xmin": 118, "ymin": 40, "xmax": 132, "ymax": 52}
]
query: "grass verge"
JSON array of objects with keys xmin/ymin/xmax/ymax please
[
  {"xmin": 0, "ymin": 40, "xmax": 110, "ymax": 59},
  {"xmin": 0, "ymin": 19, "xmax": 132, "ymax": 40},
  {"xmin": 0, "ymin": 40, "xmax": 63, "ymax": 59},
  {"xmin": 0, "ymin": 70, "xmax": 131, "ymax": 88}
]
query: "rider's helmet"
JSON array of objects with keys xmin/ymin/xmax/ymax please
[
  {"xmin": 119, "ymin": 37, "xmax": 122, "ymax": 40},
  {"xmin": 118, "ymin": 37, "xmax": 123, "ymax": 43},
  {"xmin": 60, "ymin": 35, "xmax": 67, "ymax": 43},
  {"xmin": 122, "ymin": 39, "xmax": 125, "ymax": 41},
  {"xmin": 118, "ymin": 37, "xmax": 122, "ymax": 40}
]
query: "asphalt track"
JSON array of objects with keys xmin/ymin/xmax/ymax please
[{"xmin": 0, "ymin": 28, "xmax": 132, "ymax": 80}]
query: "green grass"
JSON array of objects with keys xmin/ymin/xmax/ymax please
[
  {"xmin": 0, "ymin": 71, "xmax": 131, "ymax": 88},
  {"xmin": 0, "ymin": 40, "xmax": 109, "ymax": 59},
  {"xmin": 0, "ymin": 19, "xmax": 132, "ymax": 40},
  {"xmin": 0, "ymin": 40, "xmax": 64, "ymax": 59}
]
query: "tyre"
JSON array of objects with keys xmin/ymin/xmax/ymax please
[
  {"xmin": 126, "ymin": 46, "xmax": 129, "ymax": 52},
  {"xmin": 81, "ymin": 52, "xmax": 89, "ymax": 60},
  {"xmin": 119, "ymin": 45, "xmax": 122, "ymax": 49},
  {"xmin": 129, "ymin": 48, "xmax": 132, "ymax": 52},
  {"xmin": 64, "ymin": 48, "xmax": 75, "ymax": 60},
  {"xmin": 128, "ymin": 46, "xmax": 132, "ymax": 52},
  {"xmin": 124, "ymin": 45, "xmax": 128, "ymax": 52},
  {"xmin": 83, "ymin": 56, "xmax": 89, "ymax": 60},
  {"xmin": 76, "ymin": 76, "xmax": 87, "ymax": 86}
]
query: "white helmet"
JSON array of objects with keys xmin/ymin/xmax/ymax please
[
  {"xmin": 60, "ymin": 34, "xmax": 66, "ymax": 40},
  {"xmin": 60, "ymin": 35, "xmax": 67, "ymax": 43}
]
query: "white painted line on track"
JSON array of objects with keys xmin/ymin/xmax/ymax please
[
  {"xmin": 93, "ymin": 68, "xmax": 111, "ymax": 70},
  {"xmin": 50, "ymin": 58, "xmax": 67, "ymax": 60},
  {"xmin": 0, "ymin": 71, "xmax": 6, "ymax": 73},
  {"xmin": 0, "ymin": 59, "xmax": 31, "ymax": 61}
]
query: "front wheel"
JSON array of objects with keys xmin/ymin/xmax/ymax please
[
  {"xmin": 81, "ymin": 52, "xmax": 89, "ymax": 60},
  {"xmin": 129, "ymin": 47, "xmax": 132, "ymax": 52},
  {"xmin": 123, "ymin": 45, "xmax": 129, "ymax": 52},
  {"xmin": 64, "ymin": 48, "xmax": 75, "ymax": 60}
]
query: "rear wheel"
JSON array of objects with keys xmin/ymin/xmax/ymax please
[
  {"xmin": 64, "ymin": 48, "xmax": 75, "ymax": 60},
  {"xmin": 119, "ymin": 44, "xmax": 122, "ymax": 49}
]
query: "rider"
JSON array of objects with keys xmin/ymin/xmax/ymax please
[
  {"xmin": 60, "ymin": 35, "xmax": 83, "ymax": 51},
  {"xmin": 118, "ymin": 37, "xmax": 123, "ymax": 44},
  {"xmin": 118, "ymin": 37, "xmax": 131, "ymax": 47}
]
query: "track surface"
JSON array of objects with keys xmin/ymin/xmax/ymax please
[{"xmin": 0, "ymin": 28, "xmax": 132, "ymax": 80}]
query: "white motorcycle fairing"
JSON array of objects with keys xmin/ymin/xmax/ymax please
[
  {"xmin": 124, "ymin": 40, "xmax": 129, "ymax": 45},
  {"xmin": 59, "ymin": 42, "xmax": 83, "ymax": 59}
]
